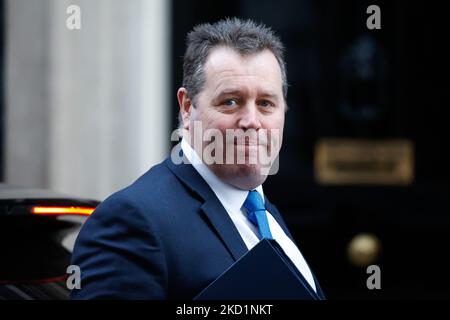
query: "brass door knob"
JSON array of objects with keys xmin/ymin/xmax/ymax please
[{"xmin": 347, "ymin": 233, "xmax": 381, "ymax": 267}]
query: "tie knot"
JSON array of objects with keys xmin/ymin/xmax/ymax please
[{"xmin": 243, "ymin": 190, "xmax": 265, "ymax": 213}]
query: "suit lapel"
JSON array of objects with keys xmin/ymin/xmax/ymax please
[
  {"xmin": 264, "ymin": 197, "xmax": 295, "ymax": 241},
  {"xmin": 164, "ymin": 155, "xmax": 248, "ymax": 261},
  {"xmin": 314, "ymin": 276, "xmax": 326, "ymax": 300},
  {"xmin": 265, "ymin": 197, "xmax": 326, "ymax": 300},
  {"xmin": 200, "ymin": 199, "xmax": 249, "ymax": 260}
]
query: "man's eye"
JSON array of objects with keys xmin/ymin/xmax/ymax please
[
  {"xmin": 259, "ymin": 100, "xmax": 274, "ymax": 107},
  {"xmin": 223, "ymin": 99, "xmax": 238, "ymax": 107}
]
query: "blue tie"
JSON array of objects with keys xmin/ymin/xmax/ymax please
[{"xmin": 243, "ymin": 190, "xmax": 273, "ymax": 240}]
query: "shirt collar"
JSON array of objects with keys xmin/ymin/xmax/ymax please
[{"xmin": 181, "ymin": 138, "xmax": 265, "ymax": 213}]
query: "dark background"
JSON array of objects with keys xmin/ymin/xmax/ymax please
[{"xmin": 171, "ymin": 0, "xmax": 450, "ymax": 299}]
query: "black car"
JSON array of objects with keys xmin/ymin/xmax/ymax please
[{"xmin": 0, "ymin": 184, "xmax": 99, "ymax": 300}]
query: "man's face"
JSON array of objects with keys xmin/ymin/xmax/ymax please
[{"xmin": 179, "ymin": 46, "xmax": 285, "ymax": 190}]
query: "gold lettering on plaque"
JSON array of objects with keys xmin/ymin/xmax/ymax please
[{"xmin": 314, "ymin": 139, "xmax": 414, "ymax": 185}]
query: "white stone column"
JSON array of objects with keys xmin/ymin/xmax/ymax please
[
  {"xmin": 5, "ymin": 0, "xmax": 52, "ymax": 188},
  {"xmin": 5, "ymin": 0, "xmax": 171, "ymax": 200}
]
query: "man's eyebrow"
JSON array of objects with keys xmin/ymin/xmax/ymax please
[
  {"xmin": 215, "ymin": 89, "xmax": 280, "ymax": 99},
  {"xmin": 258, "ymin": 92, "xmax": 279, "ymax": 100},
  {"xmin": 216, "ymin": 89, "xmax": 243, "ymax": 95}
]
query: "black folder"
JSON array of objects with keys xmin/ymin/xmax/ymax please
[{"xmin": 194, "ymin": 239, "xmax": 320, "ymax": 300}]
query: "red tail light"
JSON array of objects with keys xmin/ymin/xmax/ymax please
[{"xmin": 31, "ymin": 206, "xmax": 95, "ymax": 216}]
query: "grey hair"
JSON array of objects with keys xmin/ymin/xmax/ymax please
[{"xmin": 178, "ymin": 18, "xmax": 288, "ymax": 130}]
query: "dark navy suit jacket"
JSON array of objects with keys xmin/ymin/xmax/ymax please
[{"xmin": 70, "ymin": 156, "xmax": 325, "ymax": 299}]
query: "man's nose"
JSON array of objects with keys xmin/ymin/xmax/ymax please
[{"xmin": 238, "ymin": 104, "xmax": 262, "ymax": 130}]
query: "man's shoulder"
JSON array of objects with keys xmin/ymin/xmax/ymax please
[{"xmin": 101, "ymin": 157, "xmax": 195, "ymax": 214}]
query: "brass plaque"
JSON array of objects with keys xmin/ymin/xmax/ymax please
[{"xmin": 314, "ymin": 138, "xmax": 414, "ymax": 185}]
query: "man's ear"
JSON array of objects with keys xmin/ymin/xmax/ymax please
[{"xmin": 177, "ymin": 88, "xmax": 192, "ymax": 130}]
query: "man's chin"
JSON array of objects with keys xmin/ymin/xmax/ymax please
[
  {"xmin": 235, "ymin": 162, "xmax": 261, "ymax": 175},
  {"xmin": 210, "ymin": 163, "xmax": 268, "ymax": 190}
]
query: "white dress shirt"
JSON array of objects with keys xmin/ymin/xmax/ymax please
[{"xmin": 181, "ymin": 139, "xmax": 317, "ymax": 292}]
